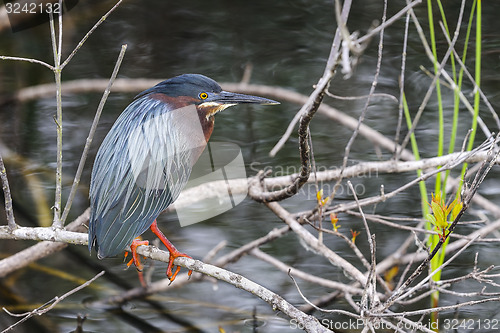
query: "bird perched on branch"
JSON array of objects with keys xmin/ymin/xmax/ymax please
[{"xmin": 88, "ymin": 74, "xmax": 278, "ymax": 283}]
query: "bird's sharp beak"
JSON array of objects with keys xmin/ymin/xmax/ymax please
[{"xmin": 214, "ymin": 91, "xmax": 280, "ymax": 105}]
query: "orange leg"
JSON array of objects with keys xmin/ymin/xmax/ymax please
[
  {"xmin": 150, "ymin": 219, "xmax": 193, "ymax": 282},
  {"xmin": 126, "ymin": 238, "xmax": 149, "ymax": 287}
]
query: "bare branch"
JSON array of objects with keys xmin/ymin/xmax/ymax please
[
  {"xmin": 356, "ymin": 0, "xmax": 423, "ymax": 44},
  {"xmin": 133, "ymin": 246, "xmax": 329, "ymax": 333},
  {"xmin": 396, "ymin": 0, "xmax": 469, "ymax": 158},
  {"xmin": 0, "ymin": 55, "xmax": 54, "ymax": 70},
  {"xmin": 288, "ymin": 269, "xmax": 361, "ymax": 317},
  {"xmin": 268, "ymin": 0, "xmax": 352, "ymax": 158},
  {"xmin": 439, "ymin": 21, "xmax": 500, "ymax": 130},
  {"xmin": 379, "ymin": 146, "xmax": 499, "ymax": 311},
  {"xmin": 248, "ymin": 1, "xmax": 353, "ymax": 203},
  {"xmin": 0, "ymin": 208, "xmax": 90, "ymax": 278},
  {"xmin": 0, "ymin": 153, "xmax": 16, "ymax": 230},
  {"xmin": 49, "ymin": 9, "xmax": 63, "ymax": 229},
  {"xmin": 0, "ymin": 226, "xmax": 87, "ymax": 244},
  {"xmin": 6, "ymin": 78, "xmax": 419, "ymax": 161},
  {"xmin": 393, "ymin": 9, "xmax": 411, "ymax": 154},
  {"xmin": 61, "ymin": 44, "xmax": 128, "ymax": 225},
  {"xmin": 332, "ymin": 0, "xmax": 387, "ymax": 203},
  {"xmin": 251, "ymin": 248, "xmax": 371, "ymax": 296},
  {"xmin": 1, "ymin": 271, "xmax": 104, "ymax": 333},
  {"xmin": 266, "ymin": 201, "xmax": 367, "ymax": 285},
  {"xmin": 61, "ymin": 0, "xmax": 123, "ymax": 69}
]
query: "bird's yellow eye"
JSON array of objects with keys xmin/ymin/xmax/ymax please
[{"xmin": 199, "ymin": 92, "xmax": 208, "ymax": 100}]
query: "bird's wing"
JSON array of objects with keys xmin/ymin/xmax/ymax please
[{"xmin": 89, "ymin": 98, "xmax": 205, "ymax": 258}]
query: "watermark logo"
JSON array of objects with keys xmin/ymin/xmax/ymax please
[
  {"xmin": 291, "ymin": 318, "xmax": 440, "ymax": 331},
  {"xmin": 3, "ymin": 0, "xmax": 79, "ymax": 33},
  {"xmin": 126, "ymin": 103, "xmax": 248, "ymax": 227},
  {"xmin": 175, "ymin": 141, "xmax": 247, "ymax": 227}
]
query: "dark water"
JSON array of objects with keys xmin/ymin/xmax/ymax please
[{"xmin": 1, "ymin": 0, "xmax": 500, "ymax": 332}]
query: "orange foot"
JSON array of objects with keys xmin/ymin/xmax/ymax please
[
  {"xmin": 150, "ymin": 219, "xmax": 193, "ymax": 282},
  {"xmin": 125, "ymin": 238, "xmax": 149, "ymax": 287}
]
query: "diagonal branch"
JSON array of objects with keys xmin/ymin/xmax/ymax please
[
  {"xmin": 1, "ymin": 270, "xmax": 104, "ymax": 333},
  {"xmin": 378, "ymin": 144, "xmax": 499, "ymax": 312},
  {"xmin": 60, "ymin": 0, "xmax": 123, "ymax": 69},
  {"xmin": 248, "ymin": 1, "xmax": 353, "ymax": 203},
  {"xmin": 60, "ymin": 44, "xmax": 127, "ymax": 225}
]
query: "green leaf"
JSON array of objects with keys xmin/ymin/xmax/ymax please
[
  {"xmin": 426, "ymin": 213, "xmax": 437, "ymax": 226},
  {"xmin": 431, "ymin": 201, "xmax": 446, "ymax": 228}
]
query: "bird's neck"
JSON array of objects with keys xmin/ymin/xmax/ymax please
[{"xmin": 198, "ymin": 111, "xmax": 215, "ymax": 142}]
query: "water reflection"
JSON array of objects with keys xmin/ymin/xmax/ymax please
[{"xmin": 2, "ymin": 0, "xmax": 500, "ymax": 332}]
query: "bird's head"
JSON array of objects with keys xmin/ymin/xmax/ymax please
[{"xmin": 136, "ymin": 74, "xmax": 279, "ymax": 118}]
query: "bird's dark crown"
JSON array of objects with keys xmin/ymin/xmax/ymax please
[{"xmin": 135, "ymin": 74, "xmax": 222, "ymax": 100}]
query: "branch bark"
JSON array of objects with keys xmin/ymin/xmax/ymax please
[{"xmin": 0, "ymin": 208, "xmax": 89, "ymax": 278}]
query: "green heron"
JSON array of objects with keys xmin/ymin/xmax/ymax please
[{"xmin": 88, "ymin": 74, "xmax": 278, "ymax": 283}]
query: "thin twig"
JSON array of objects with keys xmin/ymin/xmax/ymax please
[
  {"xmin": 266, "ymin": 201, "xmax": 367, "ymax": 285},
  {"xmin": 379, "ymin": 139, "xmax": 499, "ymax": 311},
  {"xmin": 61, "ymin": 44, "xmax": 128, "ymax": 224},
  {"xmin": 249, "ymin": 1, "xmax": 352, "ymax": 202},
  {"xmin": 345, "ymin": 209, "xmax": 499, "ymax": 242},
  {"xmin": 0, "ymin": 55, "xmax": 54, "ymax": 71},
  {"xmin": 327, "ymin": 141, "xmax": 491, "ymax": 216},
  {"xmin": 438, "ymin": 21, "xmax": 500, "ymax": 130},
  {"xmin": 356, "ymin": 0, "xmax": 422, "ymax": 44},
  {"xmin": 373, "ymin": 296, "xmax": 500, "ymax": 319},
  {"xmin": 308, "ymin": 221, "xmax": 372, "ymax": 271},
  {"xmin": 325, "ymin": 91, "xmax": 398, "ymax": 103},
  {"xmin": 348, "ymin": 180, "xmax": 378, "ymax": 310},
  {"xmin": 1, "ymin": 271, "xmax": 104, "ymax": 333},
  {"xmin": 288, "ymin": 269, "xmax": 361, "ymax": 317},
  {"xmin": 251, "ymin": 248, "xmax": 371, "ymax": 296},
  {"xmin": 397, "ymin": 1, "xmax": 487, "ymax": 157},
  {"xmin": 0, "ymin": 153, "xmax": 16, "ymax": 230},
  {"xmin": 268, "ymin": 0, "xmax": 352, "ymax": 158},
  {"xmin": 202, "ymin": 240, "xmax": 227, "ymax": 263},
  {"xmin": 394, "ymin": 235, "xmax": 479, "ymax": 307},
  {"xmin": 376, "ymin": 217, "xmax": 500, "ymax": 276},
  {"xmin": 420, "ymin": 64, "xmax": 491, "ymax": 139},
  {"xmin": 49, "ymin": 9, "xmax": 64, "ymax": 228},
  {"xmin": 327, "ymin": 0, "xmax": 386, "ymax": 203},
  {"xmin": 61, "ymin": 0, "xmax": 123, "ymax": 69},
  {"xmin": 57, "ymin": 0, "xmax": 62, "ymax": 67},
  {"xmin": 393, "ymin": 9, "xmax": 411, "ymax": 155}
]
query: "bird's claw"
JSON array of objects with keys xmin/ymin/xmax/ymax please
[
  {"xmin": 126, "ymin": 239, "xmax": 149, "ymax": 271},
  {"xmin": 125, "ymin": 239, "xmax": 150, "ymax": 287},
  {"xmin": 166, "ymin": 251, "xmax": 193, "ymax": 283}
]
